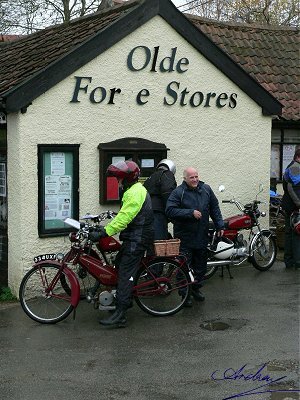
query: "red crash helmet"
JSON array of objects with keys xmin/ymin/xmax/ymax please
[
  {"xmin": 106, "ymin": 160, "xmax": 140, "ymax": 185},
  {"xmin": 290, "ymin": 211, "xmax": 300, "ymax": 235}
]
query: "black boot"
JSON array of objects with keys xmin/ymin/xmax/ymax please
[
  {"xmin": 183, "ymin": 295, "xmax": 193, "ymax": 307},
  {"xmin": 192, "ymin": 288, "xmax": 205, "ymax": 302},
  {"xmin": 99, "ymin": 308, "xmax": 127, "ymax": 328}
]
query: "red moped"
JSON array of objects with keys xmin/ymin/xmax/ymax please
[{"xmin": 19, "ymin": 212, "xmax": 193, "ymax": 324}]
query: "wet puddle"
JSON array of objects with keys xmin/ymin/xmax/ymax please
[
  {"xmin": 200, "ymin": 320, "xmax": 230, "ymax": 331},
  {"xmin": 200, "ymin": 318, "xmax": 248, "ymax": 331},
  {"xmin": 268, "ymin": 360, "xmax": 299, "ymax": 400}
]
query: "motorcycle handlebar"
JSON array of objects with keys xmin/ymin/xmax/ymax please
[
  {"xmin": 81, "ymin": 210, "xmax": 117, "ymax": 222},
  {"xmin": 221, "ymin": 199, "xmax": 244, "ymax": 212}
]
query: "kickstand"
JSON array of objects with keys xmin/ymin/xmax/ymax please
[
  {"xmin": 220, "ymin": 266, "xmax": 224, "ymax": 278},
  {"xmin": 226, "ymin": 265, "xmax": 234, "ymax": 279},
  {"xmin": 73, "ymin": 308, "xmax": 76, "ymax": 320},
  {"xmin": 220, "ymin": 266, "xmax": 234, "ymax": 279}
]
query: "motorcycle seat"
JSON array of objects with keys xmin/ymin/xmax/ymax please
[{"xmin": 208, "ymin": 220, "xmax": 229, "ymax": 230}]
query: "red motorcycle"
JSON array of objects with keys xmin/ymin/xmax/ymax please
[
  {"xmin": 204, "ymin": 185, "xmax": 277, "ymax": 279},
  {"xmin": 19, "ymin": 211, "xmax": 194, "ymax": 324}
]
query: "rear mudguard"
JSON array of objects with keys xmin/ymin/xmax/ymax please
[{"xmin": 33, "ymin": 260, "xmax": 81, "ymax": 308}]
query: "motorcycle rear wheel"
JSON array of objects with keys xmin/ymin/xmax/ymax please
[
  {"xmin": 134, "ymin": 259, "xmax": 191, "ymax": 316},
  {"xmin": 249, "ymin": 232, "xmax": 277, "ymax": 271}
]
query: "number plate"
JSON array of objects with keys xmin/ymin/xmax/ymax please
[{"xmin": 34, "ymin": 254, "xmax": 57, "ymax": 263}]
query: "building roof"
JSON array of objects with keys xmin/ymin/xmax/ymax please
[
  {"xmin": 190, "ymin": 16, "xmax": 299, "ymax": 122},
  {"xmin": 0, "ymin": 34, "xmax": 23, "ymax": 42},
  {"xmin": 0, "ymin": 0, "xmax": 292, "ymax": 119}
]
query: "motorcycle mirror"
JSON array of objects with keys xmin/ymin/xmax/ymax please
[{"xmin": 218, "ymin": 185, "xmax": 225, "ymax": 192}]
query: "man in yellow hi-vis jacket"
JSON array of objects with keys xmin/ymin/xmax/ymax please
[{"xmin": 92, "ymin": 160, "xmax": 154, "ymax": 328}]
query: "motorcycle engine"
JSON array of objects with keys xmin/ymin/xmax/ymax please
[
  {"xmin": 77, "ymin": 266, "xmax": 88, "ymax": 279},
  {"xmin": 105, "ymin": 252, "xmax": 118, "ymax": 265},
  {"xmin": 232, "ymin": 234, "xmax": 248, "ymax": 257},
  {"xmin": 98, "ymin": 290, "xmax": 116, "ymax": 311}
]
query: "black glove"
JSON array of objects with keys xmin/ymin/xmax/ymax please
[{"xmin": 88, "ymin": 226, "xmax": 108, "ymax": 242}]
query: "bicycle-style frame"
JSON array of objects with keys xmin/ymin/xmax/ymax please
[{"xmin": 19, "ymin": 240, "xmax": 193, "ymax": 324}]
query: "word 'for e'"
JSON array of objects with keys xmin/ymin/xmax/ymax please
[{"xmin": 70, "ymin": 46, "xmax": 237, "ymax": 109}]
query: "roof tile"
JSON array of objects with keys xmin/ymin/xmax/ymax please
[
  {"xmin": 0, "ymin": 1, "xmax": 298, "ymax": 120},
  {"xmin": 190, "ymin": 16, "xmax": 299, "ymax": 120}
]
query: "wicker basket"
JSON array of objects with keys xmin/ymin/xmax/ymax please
[
  {"xmin": 154, "ymin": 239, "xmax": 180, "ymax": 256},
  {"xmin": 166, "ymin": 239, "xmax": 180, "ymax": 256},
  {"xmin": 153, "ymin": 240, "xmax": 167, "ymax": 256}
]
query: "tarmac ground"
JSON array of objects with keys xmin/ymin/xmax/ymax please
[{"xmin": 0, "ymin": 254, "xmax": 299, "ymax": 400}]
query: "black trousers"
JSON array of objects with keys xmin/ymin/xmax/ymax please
[
  {"xmin": 180, "ymin": 245, "xmax": 208, "ymax": 287},
  {"xmin": 153, "ymin": 211, "xmax": 169, "ymax": 240},
  {"xmin": 114, "ymin": 241, "xmax": 147, "ymax": 309}
]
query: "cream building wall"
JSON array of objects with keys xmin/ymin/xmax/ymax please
[{"xmin": 7, "ymin": 16, "xmax": 272, "ymax": 293}]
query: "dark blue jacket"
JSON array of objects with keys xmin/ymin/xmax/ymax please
[
  {"xmin": 166, "ymin": 181, "xmax": 224, "ymax": 248},
  {"xmin": 282, "ymin": 160, "xmax": 300, "ymax": 214}
]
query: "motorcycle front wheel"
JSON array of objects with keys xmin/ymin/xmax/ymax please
[
  {"xmin": 249, "ymin": 232, "xmax": 277, "ymax": 271},
  {"xmin": 60, "ymin": 264, "xmax": 99, "ymax": 300},
  {"xmin": 134, "ymin": 259, "xmax": 191, "ymax": 316},
  {"xmin": 19, "ymin": 264, "xmax": 74, "ymax": 324}
]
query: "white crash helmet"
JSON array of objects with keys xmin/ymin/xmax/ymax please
[
  {"xmin": 212, "ymin": 237, "xmax": 234, "ymax": 260},
  {"xmin": 157, "ymin": 159, "xmax": 176, "ymax": 175}
]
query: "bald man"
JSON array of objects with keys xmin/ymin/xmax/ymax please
[{"xmin": 166, "ymin": 167, "xmax": 224, "ymax": 306}]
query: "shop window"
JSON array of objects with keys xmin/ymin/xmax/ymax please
[
  {"xmin": 271, "ymin": 129, "xmax": 300, "ymax": 181},
  {"xmin": 38, "ymin": 145, "xmax": 79, "ymax": 237},
  {"xmin": 98, "ymin": 138, "xmax": 168, "ymax": 204}
]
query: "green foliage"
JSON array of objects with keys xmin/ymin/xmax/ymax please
[{"xmin": 0, "ymin": 287, "xmax": 17, "ymax": 301}]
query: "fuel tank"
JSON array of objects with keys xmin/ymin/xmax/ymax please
[
  {"xmin": 98, "ymin": 236, "xmax": 121, "ymax": 252},
  {"xmin": 80, "ymin": 254, "xmax": 118, "ymax": 285},
  {"xmin": 224, "ymin": 214, "xmax": 252, "ymax": 230}
]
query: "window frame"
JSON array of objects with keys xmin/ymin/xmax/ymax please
[
  {"xmin": 38, "ymin": 144, "xmax": 80, "ymax": 237},
  {"xmin": 98, "ymin": 137, "xmax": 168, "ymax": 204},
  {"xmin": 271, "ymin": 126, "xmax": 300, "ymax": 181}
]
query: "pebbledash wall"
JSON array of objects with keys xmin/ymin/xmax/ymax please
[{"xmin": 8, "ymin": 15, "xmax": 273, "ymax": 294}]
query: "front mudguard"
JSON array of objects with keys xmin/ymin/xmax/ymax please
[
  {"xmin": 249, "ymin": 229, "xmax": 276, "ymax": 255},
  {"xmin": 33, "ymin": 260, "xmax": 81, "ymax": 308}
]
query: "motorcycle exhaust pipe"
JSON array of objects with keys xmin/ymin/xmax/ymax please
[{"xmin": 207, "ymin": 259, "xmax": 243, "ymax": 267}]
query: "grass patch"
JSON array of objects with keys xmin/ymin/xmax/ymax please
[{"xmin": 0, "ymin": 287, "xmax": 17, "ymax": 302}]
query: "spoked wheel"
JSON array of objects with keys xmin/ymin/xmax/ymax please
[
  {"xmin": 249, "ymin": 232, "xmax": 277, "ymax": 271},
  {"xmin": 19, "ymin": 264, "xmax": 74, "ymax": 324},
  {"xmin": 60, "ymin": 265, "xmax": 99, "ymax": 300},
  {"xmin": 134, "ymin": 259, "xmax": 191, "ymax": 316}
]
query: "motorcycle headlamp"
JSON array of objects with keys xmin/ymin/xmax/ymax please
[
  {"xmin": 56, "ymin": 253, "xmax": 64, "ymax": 261},
  {"xmin": 69, "ymin": 232, "xmax": 78, "ymax": 242}
]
